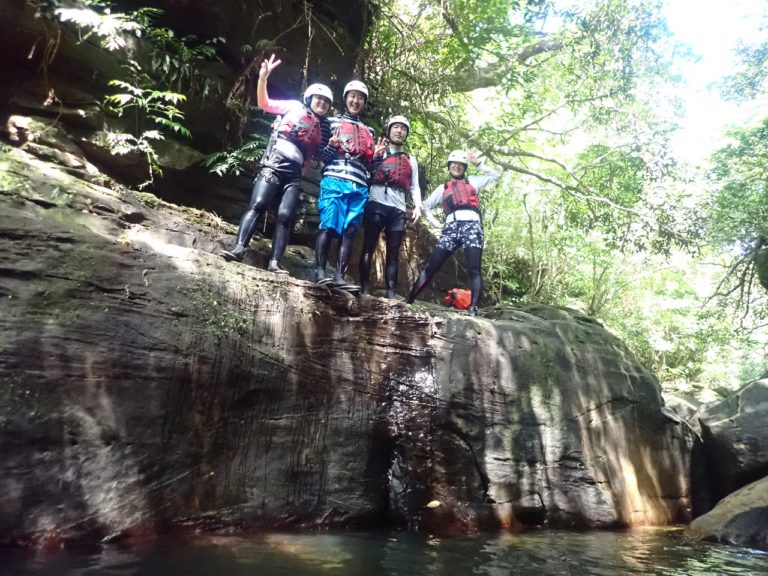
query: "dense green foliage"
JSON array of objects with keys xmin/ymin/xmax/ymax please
[
  {"xmin": 700, "ymin": 35, "xmax": 768, "ymax": 340},
  {"xmin": 362, "ymin": 0, "xmax": 766, "ymax": 397},
  {"xmin": 706, "ymin": 120, "xmax": 768, "ymax": 319},
  {"xmin": 31, "ymin": 0, "xmax": 214, "ymax": 185}
]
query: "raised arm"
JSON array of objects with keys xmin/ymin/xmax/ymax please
[
  {"xmin": 256, "ymin": 54, "xmax": 293, "ymax": 115},
  {"xmin": 467, "ymin": 151, "xmax": 501, "ymax": 191}
]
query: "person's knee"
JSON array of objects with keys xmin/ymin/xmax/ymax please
[{"xmin": 275, "ymin": 207, "xmax": 293, "ymax": 225}]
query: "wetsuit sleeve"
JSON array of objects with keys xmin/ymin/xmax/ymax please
[
  {"xmin": 409, "ymin": 156, "xmax": 422, "ymax": 208},
  {"xmin": 315, "ymin": 118, "xmax": 332, "ymax": 162},
  {"xmin": 422, "ymin": 185, "xmax": 443, "ymax": 212},
  {"xmin": 320, "ymin": 116, "xmax": 341, "ymax": 164},
  {"xmin": 469, "ymin": 161, "xmax": 501, "ymax": 192}
]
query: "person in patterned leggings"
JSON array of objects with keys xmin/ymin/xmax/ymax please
[{"xmin": 405, "ymin": 150, "xmax": 500, "ymax": 316}]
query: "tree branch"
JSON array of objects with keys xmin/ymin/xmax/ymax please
[
  {"xmin": 440, "ymin": 0, "xmax": 461, "ymax": 37},
  {"xmin": 516, "ymin": 38, "xmax": 565, "ymax": 63}
]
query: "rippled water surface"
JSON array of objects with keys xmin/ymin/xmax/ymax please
[{"xmin": 1, "ymin": 528, "xmax": 767, "ymax": 576}]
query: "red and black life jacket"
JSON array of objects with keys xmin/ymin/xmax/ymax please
[
  {"xmin": 337, "ymin": 118, "xmax": 375, "ymax": 163},
  {"xmin": 372, "ymin": 152, "xmax": 412, "ymax": 191},
  {"xmin": 276, "ymin": 106, "xmax": 321, "ymax": 158},
  {"xmin": 442, "ymin": 179, "xmax": 479, "ymax": 215}
]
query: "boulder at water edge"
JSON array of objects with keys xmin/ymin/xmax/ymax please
[{"xmin": 687, "ymin": 475, "xmax": 768, "ymax": 550}]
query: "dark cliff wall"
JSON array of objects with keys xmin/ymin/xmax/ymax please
[{"xmin": 0, "ymin": 143, "xmax": 693, "ymax": 546}]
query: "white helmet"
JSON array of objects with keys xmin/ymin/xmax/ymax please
[
  {"xmin": 386, "ymin": 115, "xmax": 410, "ymax": 137},
  {"xmin": 447, "ymin": 150, "xmax": 468, "ymax": 167},
  {"xmin": 304, "ymin": 83, "xmax": 333, "ymax": 104},
  {"xmin": 343, "ymin": 80, "xmax": 369, "ymax": 100}
]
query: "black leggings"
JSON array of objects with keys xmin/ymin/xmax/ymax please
[
  {"xmin": 314, "ymin": 226, "xmax": 357, "ymax": 276},
  {"xmin": 234, "ymin": 174, "xmax": 279, "ymax": 247},
  {"xmin": 406, "ymin": 246, "xmax": 483, "ymax": 309},
  {"xmin": 359, "ymin": 218, "xmax": 405, "ymax": 292},
  {"xmin": 314, "ymin": 228, "xmax": 336, "ymax": 269},
  {"xmin": 232, "ymin": 156, "xmax": 302, "ymax": 261},
  {"xmin": 270, "ymin": 184, "xmax": 301, "ymax": 262}
]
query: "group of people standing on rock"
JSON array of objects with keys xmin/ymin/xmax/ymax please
[{"xmin": 219, "ymin": 55, "xmax": 500, "ymax": 316}]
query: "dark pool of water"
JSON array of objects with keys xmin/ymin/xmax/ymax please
[{"xmin": 1, "ymin": 528, "xmax": 766, "ymax": 576}]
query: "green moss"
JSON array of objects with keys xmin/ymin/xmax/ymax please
[
  {"xmin": 184, "ymin": 280, "xmax": 250, "ymax": 340},
  {"xmin": 177, "ymin": 205, "xmax": 233, "ymax": 233},
  {"xmin": 131, "ymin": 191, "xmax": 233, "ymax": 234},
  {"xmin": 134, "ymin": 191, "xmax": 167, "ymax": 209},
  {"xmin": 0, "ymin": 157, "xmax": 33, "ymax": 197},
  {"xmin": 217, "ymin": 487, "xmax": 246, "ymax": 507}
]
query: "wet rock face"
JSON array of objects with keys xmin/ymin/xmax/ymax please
[
  {"xmin": 686, "ymin": 476, "xmax": 768, "ymax": 551},
  {"xmin": 411, "ymin": 309, "xmax": 694, "ymax": 533},
  {"xmin": 0, "ymin": 144, "xmax": 693, "ymax": 545},
  {"xmin": 697, "ymin": 379, "xmax": 768, "ymax": 502}
]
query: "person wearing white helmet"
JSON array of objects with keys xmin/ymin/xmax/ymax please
[
  {"xmin": 358, "ymin": 115, "xmax": 423, "ymax": 298},
  {"xmin": 219, "ymin": 54, "xmax": 333, "ymax": 274},
  {"xmin": 405, "ymin": 149, "xmax": 501, "ymax": 316},
  {"xmin": 313, "ymin": 79, "xmax": 383, "ymax": 289}
]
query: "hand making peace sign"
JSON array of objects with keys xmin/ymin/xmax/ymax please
[{"xmin": 259, "ymin": 54, "xmax": 282, "ymax": 80}]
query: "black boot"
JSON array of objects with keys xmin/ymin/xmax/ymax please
[
  {"xmin": 335, "ymin": 227, "xmax": 359, "ymax": 290},
  {"xmin": 219, "ymin": 243, "xmax": 247, "ymax": 262},
  {"xmin": 219, "ymin": 176, "xmax": 278, "ymax": 264},
  {"xmin": 333, "ymin": 267, "xmax": 346, "ymax": 286},
  {"xmin": 268, "ymin": 259, "xmax": 289, "ymax": 275},
  {"xmin": 469, "ymin": 306, "xmax": 479, "ymax": 317},
  {"xmin": 385, "ymin": 278, "xmax": 397, "ymax": 299},
  {"xmin": 358, "ymin": 247, "xmax": 373, "ymax": 294},
  {"xmin": 314, "ymin": 229, "xmax": 335, "ymax": 285},
  {"xmin": 405, "ymin": 271, "xmax": 430, "ymax": 304},
  {"xmin": 315, "ymin": 266, "xmax": 332, "ymax": 285}
]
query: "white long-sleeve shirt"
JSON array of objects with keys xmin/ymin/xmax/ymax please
[{"xmin": 421, "ymin": 162, "xmax": 501, "ymax": 227}]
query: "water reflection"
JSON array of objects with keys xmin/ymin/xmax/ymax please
[{"xmin": 1, "ymin": 528, "xmax": 766, "ymax": 576}]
